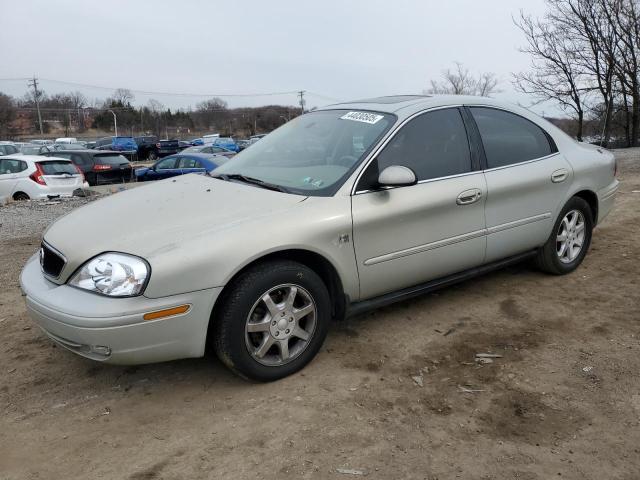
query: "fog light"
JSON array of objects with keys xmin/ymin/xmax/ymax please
[{"xmin": 90, "ymin": 345, "xmax": 112, "ymax": 356}]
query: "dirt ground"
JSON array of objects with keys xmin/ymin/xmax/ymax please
[{"xmin": 1, "ymin": 150, "xmax": 639, "ymax": 480}]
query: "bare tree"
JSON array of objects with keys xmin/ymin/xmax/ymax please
[
  {"xmin": 516, "ymin": 0, "xmax": 639, "ymax": 146},
  {"xmin": 112, "ymin": 88, "xmax": 135, "ymax": 106},
  {"xmin": 603, "ymin": 0, "xmax": 639, "ymax": 146},
  {"xmin": 513, "ymin": 10, "xmax": 589, "ymax": 140},
  {"xmin": 426, "ymin": 62, "xmax": 500, "ymax": 96}
]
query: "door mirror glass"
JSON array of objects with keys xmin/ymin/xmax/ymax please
[{"xmin": 377, "ymin": 165, "xmax": 417, "ymax": 187}]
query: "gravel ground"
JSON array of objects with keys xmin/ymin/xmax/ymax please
[
  {"xmin": 0, "ymin": 149, "xmax": 639, "ymax": 480},
  {"xmin": 0, "ymin": 196, "xmax": 100, "ymax": 241}
]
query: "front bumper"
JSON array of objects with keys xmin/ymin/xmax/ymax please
[{"xmin": 20, "ymin": 254, "xmax": 222, "ymax": 365}]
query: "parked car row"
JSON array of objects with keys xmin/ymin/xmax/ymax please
[{"xmin": 0, "ymin": 132, "xmax": 267, "ymax": 197}]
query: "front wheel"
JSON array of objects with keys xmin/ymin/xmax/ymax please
[
  {"xmin": 535, "ymin": 196, "xmax": 594, "ymax": 275},
  {"xmin": 212, "ymin": 260, "xmax": 331, "ymax": 381}
]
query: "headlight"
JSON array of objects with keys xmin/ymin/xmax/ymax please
[{"xmin": 69, "ymin": 253, "xmax": 149, "ymax": 297}]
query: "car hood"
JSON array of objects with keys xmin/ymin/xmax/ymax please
[{"xmin": 44, "ymin": 174, "xmax": 308, "ymax": 284}]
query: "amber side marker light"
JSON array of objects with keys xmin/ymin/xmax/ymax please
[{"xmin": 143, "ymin": 304, "xmax": 191, "ymax": 321}]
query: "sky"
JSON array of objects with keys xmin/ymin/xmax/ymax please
[{"xmin": 0, "ymin": 0, "xmax": 558, "ymax": 115}]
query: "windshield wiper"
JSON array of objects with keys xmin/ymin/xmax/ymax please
[{"xmin": 211, "ymin": 173, "xmax": 289, "ymax": 193}]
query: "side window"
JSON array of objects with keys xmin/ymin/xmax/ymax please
[
  {"xmin": 470, "ymin": 107, "xmax": 555, "ymax": 168},
  {"xmin": 359, "ymin": 108, "xmax": 472, "ymax": 190},
  {"xmin": 177, "ymin": 157, "xmax": 198, "ymax": 168},
  {"xmin": 155, "ymin": 157, "xmax": 176, "ymax": 170},
  {"xmin": 0, "ymin": 159, "xmax": 27, "ymax": 174}
]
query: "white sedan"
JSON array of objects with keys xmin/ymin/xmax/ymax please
[{"xmin": 0, "ymin": 155, "xmax": 88, "ymax": 201}]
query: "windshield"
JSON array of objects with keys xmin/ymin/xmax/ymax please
[{"xmin": 214, "ymin": 109, "xmax": 394, "ymax": 196}]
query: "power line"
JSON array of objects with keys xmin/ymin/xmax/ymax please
[
  {"xmin": 37, "ymin": 78, "xmax": 301, "ymax": 98},
  {"xmin": 306, "ymin": 91, "xmax": 341, "ymax": 102},
  {"xmin": 1, "ymin": 77, "xmax": 340, "ymax": 103}
]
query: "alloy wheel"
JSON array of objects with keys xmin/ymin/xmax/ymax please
[
  {"xmin": 245, "ymin": 284, "xmax": 317, "ymax": 366},
  {"xmin": 556, "ymin": 209, "xmax": 586, "ymax": 264}
]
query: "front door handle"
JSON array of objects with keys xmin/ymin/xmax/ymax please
[
  {"xmin": 551, "ymin": 169, "xmax": 569, "ymax": 183},
  {"xmin": 456, "ymin": 188, "xmax": 483, "ymax": 206}
]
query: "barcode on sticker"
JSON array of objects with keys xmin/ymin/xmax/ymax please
[{"xmin": 340, "ymin": 111, "xmax": 384, "ymax": 124}]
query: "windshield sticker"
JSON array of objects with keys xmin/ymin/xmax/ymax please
[{"xmin": 340, "ymin": 111, "xmax": 384, "ymax": 124}]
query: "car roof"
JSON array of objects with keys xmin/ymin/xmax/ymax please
[
  {"xmin": 318, "ymin": 94, "xmax": 525, "ymax": 117},
  {"xmin": 52, "ymin": 149, "xmax": 121, "ymax": 155},
  {"xmin": 2, "ymin": 154, "xmax": 72, "ymax": 163}
]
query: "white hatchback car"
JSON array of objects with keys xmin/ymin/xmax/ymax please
[{"xmin": 0, "ymin": 155, "xmax": 88, "ymax": 201}]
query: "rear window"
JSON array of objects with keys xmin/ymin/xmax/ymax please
[
  {"xmin": 95, "ymin": 154, "xmax": 129, "ymax": 165},
  {"xmin": 37, "ymin": 161, "xmax": 78, "ymax": 175}
]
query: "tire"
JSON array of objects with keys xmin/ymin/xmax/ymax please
[
  {"xmin": 535, "ymin": 196, "xmax": 593, "ymax": 275},
  {"xmin": 147, "ymin": 150, "xmax": 158, "ymax": 161},
  {"xmin": 212, "ymin": 260, "xmax": 331, "ymax": 382},
  {"xmin": 13, "ymin": 192, "xmax": 30, "ymax": 201}
]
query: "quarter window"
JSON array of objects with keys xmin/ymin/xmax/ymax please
[
  {"xmin": 359, "ymin": 108, "xmax": 472, "ymax": 190},
  {"xmin": 470, "ymin": 107, "xmax": 555, "ymax": 168}
]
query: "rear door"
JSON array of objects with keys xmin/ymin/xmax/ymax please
[
  {"xmin": 0, "ymin": 159, "xmax": 24, "ymax": 197},
  {"xmin": 468, "ymin": 107, "xmax": 573, "ymax": 262},
  {"xmin": 176, "ymin": 156, "xmax": 207, "ymax": 175},
  {"xmin": 351, "ymin": 107, "xmax": 487, "ymax": 299}
]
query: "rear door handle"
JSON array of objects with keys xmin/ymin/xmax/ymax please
[
  {"xmin": 456, "ymin": 188, "xmax": 483, "ymax": 205},
  {"xmin": 551, "ymin": 169, "xmax": 569, "ymax": 183}
]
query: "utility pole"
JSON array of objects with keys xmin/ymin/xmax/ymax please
[
  {"xmin": 298, "ymin": 90, "xmax": 306, "ymax": 114},
  {"xmin": 28, "ymin": 75, "xmax": 44, "ymax": 135},
  {"xmin": 108, "ymin": 109, "xmax": 118, "ymax": 136}
]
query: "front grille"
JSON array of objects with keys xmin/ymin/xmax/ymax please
[{"xmin": 40, "ymin": 243, "xmax": 66, "ymax": 278}]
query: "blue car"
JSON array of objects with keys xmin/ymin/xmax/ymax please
[
  {"xmin": 212, "ymin": 137, "xmax": 240, "ymax": 152},
  {"xmin": 135, "ymin": 153, "xmax": 224, "ymax": 181},
  {"xmin": 95, "ymin": 136, "xmax": 138, "ymax": 152}
]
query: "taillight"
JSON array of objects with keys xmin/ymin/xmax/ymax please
[
  {"xmin": 93, "ymin": 164, "xmax": 112, "ymax": 171},
  {"xmin": 29, "ymin": 163, "xmax": 46, "ymax": 185}
]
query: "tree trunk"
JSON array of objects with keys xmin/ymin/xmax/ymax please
[
  {"xmin": 576, "ymin": 110, "xmax": 584, "ymax": 141},
  {"xmin": 631, "ymin": 92, "xmax": 640, "ymax": 147},
  {"xmin": 603, "ymin": 95, "xmax": 614, "ymax": 146}
]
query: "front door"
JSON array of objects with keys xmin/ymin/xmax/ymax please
[{"xmin": 351, "ymin": 107, "xmax": 487, "ymax": 300}]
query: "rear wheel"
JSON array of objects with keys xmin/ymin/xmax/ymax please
[
  {"xmin": 13, "ymin": 192, "xmax": 29, "ymax": 201},
  {"xmin": 212, "ymin": 260, "xmax": 331, "ymax": 381},
  {"xmin": 535, "ymin": 196, "xmax": 593, "ymax": 275}
]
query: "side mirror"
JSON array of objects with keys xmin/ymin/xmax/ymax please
[{"xmin": 378, "ymin": 165, "xmax": 417, "ymax": 187}]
